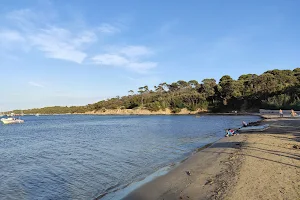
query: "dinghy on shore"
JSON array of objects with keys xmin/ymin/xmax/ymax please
[{"xmin": 238, "ymin": 124, "xmax": 270, "ymax": 132}]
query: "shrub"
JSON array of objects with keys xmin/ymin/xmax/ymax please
[
  {"xmin": 146, "ymin": 102, "xmax": 161, "ymax": 112},
  {"xmin": 172, "ymin": 107, "xmax": 181, "ymax": 113}
]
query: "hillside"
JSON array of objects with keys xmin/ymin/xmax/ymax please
[{"xmin": 12, "ymin": 68, "xmax": 300, "ymax": 115}]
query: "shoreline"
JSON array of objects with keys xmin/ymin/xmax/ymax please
[
  {"xmin": 8, "ymin": 107, "xmax": 263, "ymax": 116},
  {"xmin": 98, "ymin": 142, "xmax": 217, "ymax": 200},
  {"xmin": 122, "ymin": 117, "xmax": 300, "ymax": 200},
  {"xmin": 20, "ymin": 112, "xmax": 261, "ymax": 116},
  {"xmin": 122, "ymin": 134, "xmax": 248, "ymax": 200},
  {"xmin": 98, "ymin": 117, "xmax": 262, "ymax": 200}
]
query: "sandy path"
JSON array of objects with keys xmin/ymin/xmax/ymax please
[{"xmin": 225, "ymin": 119, "xmax": 300, "ymax": 200}]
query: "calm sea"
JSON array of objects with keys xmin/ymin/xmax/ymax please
[{"xmin": 0, "ymin": 115, "xmax": 260, "ymax": 200}]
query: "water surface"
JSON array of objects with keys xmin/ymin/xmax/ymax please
[{"xmin": 0, "ymin": 115, "xmax": 260, "ymax": 200}]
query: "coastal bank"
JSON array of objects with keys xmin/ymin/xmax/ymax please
[
  {"xmin": 123, "ymin": 118, "xmax": 300, "ymax": 200},
  {"xmin": 84, "ymin": 108, "xmax": 205, "ymax": 115}
]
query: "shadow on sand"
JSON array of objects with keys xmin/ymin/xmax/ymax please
[{"xmin": 206, "ymin": 122, "xmax": 300, "ymax": 169}]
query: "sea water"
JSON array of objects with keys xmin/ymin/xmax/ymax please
[{"xmin": 0, "ymin": 115, "xmax": 260, "ymax": 200}]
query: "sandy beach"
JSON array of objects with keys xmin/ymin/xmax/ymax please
[{"xmin": 124, "ymin": 118, "xmax": 300, "ymax": 200}]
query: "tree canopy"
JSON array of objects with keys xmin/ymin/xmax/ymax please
[{"xmin": 12, "ymin": 68, "xmax": 300, "ymax": 114}]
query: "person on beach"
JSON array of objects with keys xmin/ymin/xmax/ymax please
[
  {"xmin": 290, "ymin": 109, "xmax": 297, "ymax": 117},
  {"xmin": 279, "ymin": 109, "xmax": 283, "ymax": 117},
  {"xmin": 242, "ymin": 121, "xmax": 248, "ymax": 127},
  {"xmin": 225, "ymin": 129, "xmax": 236, "ymax": 137}
]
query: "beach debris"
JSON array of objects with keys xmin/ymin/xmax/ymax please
[
  {"xmin": 293, "ymin": 144, "xmax": 300, "ymax": 149},
  {"xmin": 186, "ymin": 171, "xmax": 191, "ymax": 176},
  {"xmin": 205, "ymin": 179, "xmax": 214, "ymax": 185}
]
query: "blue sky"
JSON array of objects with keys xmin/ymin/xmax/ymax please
[{"xmin": 1, "ymin": 0, "xmax": 300, "ymax": 111}]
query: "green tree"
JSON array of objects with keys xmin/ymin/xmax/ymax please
[{"xmin": 201, "ymin": 78, "xmax": 216, "ymax": 99}]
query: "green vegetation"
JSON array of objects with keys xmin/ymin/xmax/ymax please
[{"xmin": 12, "ymin": 68, "xmax": 300, "ymax": 114}]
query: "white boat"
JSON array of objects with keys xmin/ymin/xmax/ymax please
[
  {"xmin": 238, "ymin": 124, "xmax": 270, "ymax": 132},
  {"xmin": 7, "ymin": 113, "xmax": 14, "ymax": 117},
  {"xmin": 1, "ymin": 117, "xmax": 24, "ymax": 124},
  {"xmin": 36, "ymin": 113, "xmax": 40, "ymax": 117}
]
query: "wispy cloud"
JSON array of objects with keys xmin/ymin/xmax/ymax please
[
  {"xmin": 0, "ymin": 29, "xmax": 30, "ymax": 53},
  {"xmin": 2, "ymin": 8, "xmax": 157, "ymax": 71},
  {"xmin": 29, "ymin": 27, "xmax": 96, "ymax": 63},
  {"xmin": 2, "ymin": 9, "xmax": 100, "ymax": 63},
  {"xmin": 127, "ymin": 62, "xmax": 157, "ymax": 72},
  {"xmin": 92, "ymin": 54, "xmax": 129, "ymax": 66},
  {"xmin": 6, "ymin": 9, "xmax": 39, "ymax": 29},
  {"xmin": 118, "ymin": 45, "xmax": 153, "ymax": 58},
  {"xmin": 98, "ymin": 23, "xmax": 120, "ymax": 34},
  {"xmin": 91, "ymin": 45, "xmax": 157, "ymax": 73},
  {"xmin": 29, "ymin": 81, "xmax": 45, "ymax": 88},
  {"xmin": 159, "ymin": 20, "xmax": 179, "ymax": 36},
  {"xmin": 0, "ymin": 29, "xmax": 25, "ymax": 42}
]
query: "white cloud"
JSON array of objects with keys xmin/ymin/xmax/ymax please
[
  {"xmin": 2, "ymin": 8, "xmax": 157, "ymax": 70},
  {"xmin": 28, "ymin": 27, "xmax": 94, "ymax": 63},
  {"xmin": 29, "ymin": 81, "xmax": 45, "ymax": 88},
  {"xmin": 128, "ymin": 62, "xmax": 157, "ymax": 71},
  {"xmin": 91, "ymin": 45, "xmax": 157, "ymax": 73},
  {"xmin": 0, "ymin": 29, "xmax": 27, "ymax": 52},
  {"xmin": 92, "ymin": 54, "xmax": 129, "ymax": 66},
  {"xmin": 92, "ymin": 52, "xmax": 157, "ymax": 73},
  {"xmin": 98, "ymin": 23, "xmax": 120, "ymax": 34},
  {"xmin": 6, "ymin": 9, "xmax": 37, "ymax": 27},
  {"xmin": 119, "ymin": 45, "xmax": 153, "ymax": 58},
  {"xmin": 0, "ymin": 30, "xmax": 24, "ymax": 42},
  {"xmin": 73, "ymin": 31, "xmax": 97, "ymax": 47},
  {"xmin": 3, "ymin": 9, "xmax": 98, "ymax": 63}
]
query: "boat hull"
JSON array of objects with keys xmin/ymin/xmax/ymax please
[
  {"xmin": 238, "ymin": 124, "xmax": 270, "ymax": 132},
  {"xmin": 1, "ymin": 119, "xmax": 24, "ymax": 124}
]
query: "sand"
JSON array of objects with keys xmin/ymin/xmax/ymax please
[
  {"xmin": 123, "ymin": 118, "xmax": 300, "ymax": 200},
  {"xmin": 225, "ymin": 119, "xmax": 300, "ymax": 200}
]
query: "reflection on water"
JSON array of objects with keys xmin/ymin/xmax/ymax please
[{"xmin": 0, "ymin": 115, "xmax": 260, "ymax": 200}]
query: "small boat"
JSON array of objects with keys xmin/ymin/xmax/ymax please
[
  {"xmin": 36, "ymin": 113, "xmax": 40, "ymax": 117},
  {"xmin": 1, "ymin": 117, "xmax": 24, "ymax": 124},
  {"xmin": 238, "ymin": 124, "xmax": 270, "ymax": 132},
  {"xmin": 7, "ymin": 113, "xmax": 14, "ymax": 117}
]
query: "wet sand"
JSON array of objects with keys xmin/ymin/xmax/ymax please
[{"xmin": 123, "ymin": 118, "xmax": 300, "ymax": 200}]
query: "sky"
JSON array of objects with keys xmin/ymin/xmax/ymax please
[{"xmin": 1, "ymin": 0, "xmax": 300, "ymax": 111}]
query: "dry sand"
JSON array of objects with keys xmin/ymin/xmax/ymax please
[{"xmin": 123, "ymin": 118, "xmax": 300, "ymax": 200}]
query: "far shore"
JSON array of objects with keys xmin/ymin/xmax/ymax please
[
  {"xmin": 18, "ymin": 108, "xmax": 263, "ymax": 116},
  {"xmin": 123, "ymin": 117, "xmax": 300, "ymax": 200}
]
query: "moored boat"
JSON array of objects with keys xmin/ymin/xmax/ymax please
[
  {"xmin": 1, "ymin": 118, "xmax": 24, "ymax": 124},
  {"xmin": 238, "ymin": 124, "xmax": 270, "ymax": 132}
]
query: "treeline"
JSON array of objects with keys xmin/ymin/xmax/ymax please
[
  {"xmin": 13, "ymin": 68, "xmax": 300, "ymax": 114},
  {"xmin": 13, "ymin": 106, "xmax": 87, "ymax": 115}
]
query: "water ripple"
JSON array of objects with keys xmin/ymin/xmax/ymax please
[{"xmin": 0, "ymin": 115, "xmax": 260, "ymax": 200}]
